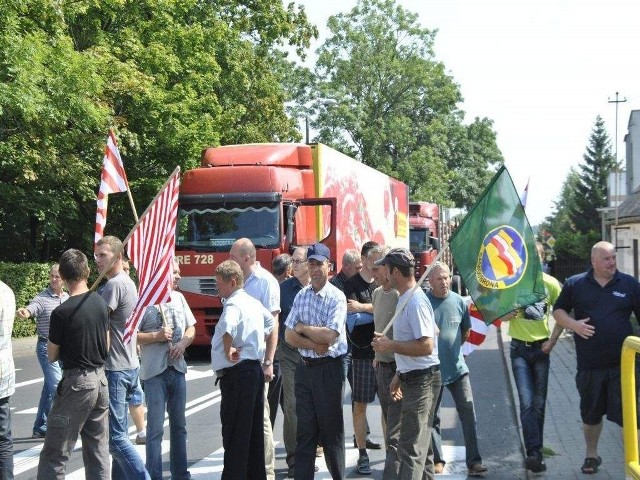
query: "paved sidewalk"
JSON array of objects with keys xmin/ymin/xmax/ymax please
[
  {"xmin": 11, "ymin": 335, "xmax": 37, "ymax": 358},
  {"xmin": 500, "ymin": 321, "xmax": 627, "ymax": 479}
]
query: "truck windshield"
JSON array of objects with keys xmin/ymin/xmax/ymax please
[
  {"xmin": 176, "ymin": 202, "xmax": 280, "ymax": 251},
  {"xmin": 409, "ymin": 228, "xmax": 430, "ymax": 252}
]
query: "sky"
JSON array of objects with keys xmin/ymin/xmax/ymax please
[{"xmin": 290, "ymin": 0, "xmax": 640, "ymax": 226}]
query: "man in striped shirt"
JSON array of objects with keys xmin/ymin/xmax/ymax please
[
  {"xmin": 17, "ymin": 264, "xmax": 68, "ymax": 439},
  {"xmin": 285, "ymin": 243, "xmax": 347, "ymax": 480}
]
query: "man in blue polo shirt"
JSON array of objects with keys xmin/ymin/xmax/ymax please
[{"xmin": 554, "ymin": 241, "xmax": 640, "ymax": 475}]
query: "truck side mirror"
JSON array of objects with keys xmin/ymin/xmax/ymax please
[
  {"xmin": 430, "ymin": 237, "xmax": 440, "ymax": 251},
  {"xmin": 286, "ymin": 204, "xmax": 297, "ymax": 244}
]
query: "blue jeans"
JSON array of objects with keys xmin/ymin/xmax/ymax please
[
  {"xmin": 143, "ymin": 368, "xmax": 190, "ymax": 480},
  {"xmin": 431, "ymin": 374, "xmax": 482, "ymax": 467},
  {"xmin": 106, "ymin": 369, "xmax": 150, "ymax": 480},
  {"xmin": 510, "ymin": 341, "xmax": 550, "ymax": 457},
  {"xmin": 34, "ymin": 339, "xmax": 62, "ymax": 435},
  {"xmin": 0, "ymin": 396, "xmax": 13, "ymax": 480}
]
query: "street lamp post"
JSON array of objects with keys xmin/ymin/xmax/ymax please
[{"xmin": 304, "ymin": 98, "xmax": 338, "ymax": 144}]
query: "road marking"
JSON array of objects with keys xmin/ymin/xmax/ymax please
[
  {"xmin": 189, "ymin": 442, "xmax": 352, "ymax": 479},
  {"xmin": 14, "ymin": 366, "xmax": 212, "ymax": 391},
  {"xmin": 13, "ymin": 389, "xmax": 221, "ymax": 476},
  {"xmin": 15, "ymin": 408, "xmax": 37, "ymax": 415},
  {"xmin": 15, "ymin": 378, "xmax": 43, "ymax": 389}
]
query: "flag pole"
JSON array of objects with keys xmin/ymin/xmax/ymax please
[
  {"xmin": 90, "ymin": 166, "xmax": 181, "ymax": 292},
  {"xmin": 380, "ymin": 242, "xmax": 450, "ymax": 336},
  {"xmin": 127, "ymin": 190, "xmax": 139, "ymax": 223}
]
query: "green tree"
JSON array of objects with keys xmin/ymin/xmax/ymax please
[
  {"xmin": 0, "ymin": 0, "xmax": 317, "ymax": 261},
  {"xmin": 310, "ymin": 0, "xmax": 503, "ymax": 208},
  {"xmin": 542, "ymin": 116, "xmax": 615, "ymax": 266},
  {"xmin": 570, "ymin": 115, "xmax": 617, "ymax": 235}
]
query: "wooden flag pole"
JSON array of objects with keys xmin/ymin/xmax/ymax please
[{"xmin": 380, "ymin": 241, "xmax": 450, "ymax": 337}]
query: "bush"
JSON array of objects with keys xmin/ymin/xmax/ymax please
[{"xmin": 0, "ymin": 262, "xmax": 52, "ymax": 338}]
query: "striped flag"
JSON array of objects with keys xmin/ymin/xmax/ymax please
[
  {"xmin": 123, "ymin": 168, "xmax": 180, "ymax": 344},
  {"xmin": 462, "ymin": 299, "xmax": 502, "ymax": 355},
  {"xmin": 95, "ymin": 130, "xmax": 129, "ymax": 246}
]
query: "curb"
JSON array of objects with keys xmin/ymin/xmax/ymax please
[{"xmin": 497, "ymin": 325, "xmax": 530, "ymax": 478}]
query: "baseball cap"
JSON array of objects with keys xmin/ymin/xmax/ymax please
[
  {"xmin": 307, "ymin": 243, "xmax": 330, "ymax": 262},
  {"xmin": 374, "ymin": 247, "xmax": 415, "ymax": 268}
]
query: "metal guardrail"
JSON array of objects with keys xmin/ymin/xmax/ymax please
[{"xmin": 621, "ymin": 336, "xmax": 640, "ymax": 479}]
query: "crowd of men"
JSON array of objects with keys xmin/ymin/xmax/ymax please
[{"xmin": 0, "ymin": 238, "xmax": 637, "ymax": 479}]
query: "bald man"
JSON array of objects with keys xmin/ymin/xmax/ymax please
[
  {"xmin": 554, "ymin": 241, "xmax": 640, "ymax": 475},
  {"xmin": 229, "ymin": 238, "xmax": 279, "ymax": 480}
]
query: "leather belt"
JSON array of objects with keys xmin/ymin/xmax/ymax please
[
  {"xmin": 512, "ymin": 338, "xmax": 548, "ymax": 348},
  {"xmin": 301, "ymin": 354, "xmax": 344, "ymax": 367},
  {"xmin": 398, "ymin": 364, "xmax": 439, "ymax": 381}
]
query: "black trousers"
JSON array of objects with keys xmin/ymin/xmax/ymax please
[
  {"xmin": 267, "ymin": 358, "xmax": 282, "ymax": 427},
  {"xmin": 219, "ymin": 360, "xmax": 265, "ymax": 480},
  {"xmin": 294, "ymin": 357, "xmax": 345, "ymax": 480}
]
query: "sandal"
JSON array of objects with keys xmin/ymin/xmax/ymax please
[{"xmin": 581, "ymin": 456, "xmax": 602, "ymax": 474}]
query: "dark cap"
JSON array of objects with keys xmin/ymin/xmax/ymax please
[
  {"xmin": 307, "ymin": 243, "xmax": 330, "ymax": 262},
  {"xmin": 374, "ymin": 247, "xmax": 415, "ymax": 268}
]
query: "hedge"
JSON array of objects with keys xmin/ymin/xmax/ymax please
[
  {"xmin": 0, "ymin": 262, "xmax": 52, "ymax": 337},
  {"xmin": 1, "ymin": 261, "xmax": 117, "ymax": 338}
]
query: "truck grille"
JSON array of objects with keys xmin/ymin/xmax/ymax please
[{"xmin": 178, "ymin": 276, "xmax": 218, "ymax": 297}]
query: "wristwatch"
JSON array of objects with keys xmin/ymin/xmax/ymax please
[{"xmin": 263, "ymin": 360, "xmax": 273, "ymax": 367}]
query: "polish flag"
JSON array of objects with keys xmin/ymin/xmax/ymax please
[{"xmin": 462, "ymin": 299, "xmax": 501, "ymax": 355}]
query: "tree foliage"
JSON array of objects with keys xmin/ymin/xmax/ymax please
[
  {"xmin": 310, "ymin": 0, "xmax": 503, "ymax": 208},
  {"xmin": 570, "ymin": 115, "xmax": 617, "ymax": 234},
  {"xmin": 542, "ymin": 116, "xmax": 615, "ymax": 261},
  {"xmin": 0, "ymin": 0, "xmax": 316, "ymax": 261}
]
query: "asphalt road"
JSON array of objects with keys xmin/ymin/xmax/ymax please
[{"xmin": 10, "ymin": 326, "xmax": 525, "ymax": 479}]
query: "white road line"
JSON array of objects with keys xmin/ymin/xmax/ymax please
[
  {"xmin": 190, "ymin": 442, "xmax": 350, "ymax": 479},
  {"xmin": 15, "ymin": 408, "xmax": 37, "ymax": 415},
  {"xmin": 14, "ymin": 389, "xmax": 221, "ymax": 476},
  {"xmin": 15, "ymin": 366, "xmax": 212, "ymax": 391},
  {"xmin": 15, "ymin": 378, "xmax": 43, "ymax": 389}
]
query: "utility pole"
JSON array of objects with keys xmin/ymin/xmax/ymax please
[{"xmin": 608, "ymin": 91, "xmax": 627, "ymax": 247}]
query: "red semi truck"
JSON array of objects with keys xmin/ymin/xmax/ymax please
[
  {"xmin": 175, "ymin": 143, "xmax": 409, "ymax": 346},
  {"xmin": 409, "ymin": 201, "xmax": 442, "ymax": 279}
]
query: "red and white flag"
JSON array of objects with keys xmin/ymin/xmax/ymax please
[
  {"xmin": 123, "ymin": 168, "xmax": 180, "ymax": 344},
  {"xmin": 95, "ymin": 130, "xmax": 129, "ymax": 246},
  {"xmin": 462, "ymin": 300, "xmax": 502, "ymax": 355}
]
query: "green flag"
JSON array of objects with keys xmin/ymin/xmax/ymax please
[{"xmin": 449, "ymin": 166, "xmax": 545, "ymax": 325}]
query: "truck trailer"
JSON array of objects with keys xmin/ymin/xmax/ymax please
[{"xmin": 175, "ymin": 143, "xmax": 409, "ymax": 346}]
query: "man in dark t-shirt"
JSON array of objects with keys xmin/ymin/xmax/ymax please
[
  {"xmin": 38, "ymin": 249, "xmax": 110, "ymax": 479},
  {"xmin": 554, "ymin": 241, "xmax": 640, "ymax": 475},
  {"xmin": 343, "ymin": 241, "xmax": 380, "ymax": 475}
]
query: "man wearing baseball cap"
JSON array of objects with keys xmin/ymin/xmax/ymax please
[
  {"xmin": 372, "ymin": 248, "xmax": 441, "ymax": 479},
  {"xmin": 284, "ymin": 243, "xmax": 348, "ymax": 480}
]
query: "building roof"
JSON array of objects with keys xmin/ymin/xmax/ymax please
[{"xmin": 616, "ymin": 184, "xmax": 640, "ymax": 224}]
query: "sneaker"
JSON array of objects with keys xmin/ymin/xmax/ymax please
[
  {"xmin": 31, "ymin": 431, "xmax": 46, "ymax": 440},
  {"xmin": 135, "ymin": 432, "xmax": 146, "ymax": 445},
  {"xmin": 356, "ymin": 454, "xmax": 372, "ymax": 475},
  {"xmin": 468, "ymin": 463, "xmax": 488, "ymax": 477},
  {"xmin": 434, "ymin": 462, "xmax": 445, "ymax": 474},
  {"xmin": 525, "ymin": 453, "xmax": 546, "ymax": 473}
]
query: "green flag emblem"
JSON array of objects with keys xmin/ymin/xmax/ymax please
[{"xmin": 449, "ymin": 166, "xmax": 545, "ymax": 324}]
